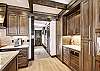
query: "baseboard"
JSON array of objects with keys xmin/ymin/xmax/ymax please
[
  {"xmin": 42, "ymin": 44, "xmax": 46, "ymax": 49},
  {"xmin": 28, "ymin": 59, "xmax": 34, "ymax": 61},
  {"xmin": 51, "ymin": 55, "xmax": 57, "ymax": 58}
]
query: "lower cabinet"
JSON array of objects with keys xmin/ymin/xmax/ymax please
[
  {"xmin": 63, "ymin": 47, "xmax": 70, "ymax": 65},
  {"xmin": 96, "ymin": 61, "xmax": 100, "ymax": 71},
  {"xmin": 17, "ymin": 48, "xmax": 28, "ymax": 68},
  {"xmin": 0, "ymin": 48, "xmax": 28, "ymax": 68},
  {"xmin": 3, "ymin": 57, "xmax": 17, "ymax": 71},
  {"xmin": 96, "ymin": 56, "xmax": 100, "ymax": 71},
  {"xmin": 70, "ymin": 49, "xmax": 79, "ymax": 71},
  {"xmin": 63, "ymin": 47, "xmax": 80, "ymax": 71}
]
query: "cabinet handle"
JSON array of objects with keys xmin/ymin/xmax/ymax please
[
  {"xmin": 89, "ymin": 41, "xmax": 91, "ymax": 55},
  {"xmin": 89, "ymin": 25, "xmax": 91, "ymax": 55},
  {"xmin": 93, "ymin": 42, "xmax": 95, "ymax": 56}
]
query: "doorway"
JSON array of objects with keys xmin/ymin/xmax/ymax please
[{"xmin": 35, "ymin": 30, "xmax": 42, "ymax": 46}]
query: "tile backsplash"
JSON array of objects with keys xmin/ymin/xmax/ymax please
[
  {"xmin": 62, "ymin": 36, "xmax": 71, "ymax": 45},
  {"xmin": 62, "ymin": 35, "xmax": 81, "ymax": 46},
  {"xmin": 0, "ymin": 29, "xmax": 29, "ymax": 46}
]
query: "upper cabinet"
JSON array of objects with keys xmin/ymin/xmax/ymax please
[
  {"xmin": 0, "ymin": 3, "xmax": 7, "ymax": 28},
  {"xmin": 19, "ymin": 15, "xmax": 29, "ymax": 35},
  {"xmin": 62, "ymin": 16, "xmax": 67, "ymax": 36},
  {"xmin": 74, "ymin": 11, "xmax": 80, "ymax": 35},
  {"xmin": 63, "ymin": 9, "xmax": 80, "ymax": 36},
  {"xmin": 7, "ymin": 11, "xmax": 18, "ymax": 35},
  {"xmin": 95, "ymin": 0, "xmax": 100, "ymax": 32},
  {"xmin": 7, "ymin": 6, "xmax": 29, "ymax": 36}
]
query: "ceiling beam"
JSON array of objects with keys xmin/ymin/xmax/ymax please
[
  {"xmin": 28, "ymin": 0, "xmax": 33, "ymax": 13},
  {"xmin": 33, "ymin": 11, "xmax": 57, "ymax": 21},
  {"xmin": 32, "ymin": 0, "xmax": 67, "ymax": 10}
]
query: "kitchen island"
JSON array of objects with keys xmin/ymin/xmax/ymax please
[
  {"xmin": 0, "ymin": 45, "xmax": 29, "ymax": 68},
  {"xmin": 0, "ymin": 51, "xmax": 19, "ymax": 71}
]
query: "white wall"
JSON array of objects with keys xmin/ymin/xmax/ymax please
[
  {"xmin": 50, "ymin": 20, "xmax": 56, "ymax": 56},
  {"xmin": 0, "ymin": 0, "xmax": 29, "ymax": 8}
]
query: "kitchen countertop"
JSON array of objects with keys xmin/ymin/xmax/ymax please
[
  {"xmin": 0, "ymin": 51, "xmax": 19, "ymax": 71},
  {"xmin": 0, "ymin": 45, "xmax": 29, "ymax": 49},
  {"xmin": 63, "ymin": 45, "xmax": 81, "ymax": 51}
]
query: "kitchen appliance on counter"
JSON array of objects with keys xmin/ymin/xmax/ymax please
[{"xmin": 14, "ymin": 38, "xmax": 23, "ymax": 47}]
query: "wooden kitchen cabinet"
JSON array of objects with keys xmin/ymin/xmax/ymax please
[
  {"xmin": 62, "ymin": 15, "xmax": 67, "ymax": 36},
  {"xmin": 95, "ymin": 0, "xmax": 100, "ymax": 30},
  {"xmin": 62, "ymin": 46, "xmax": 80, "ymax": 71},
  {"xmin": 7, "ymin": 12, "xmax": 18, "ymax": 35},
  {"xmin": 0, "ymin": 4, "xmax": 7, "ymax": 27},
  {"xmin": 96, "ymin": 56, "xmax": 100, "ymax": 71},
  {"xmin": 18, "ymin": 48, "xmax": 28, "ymax": 68},
  {"xmin": 74, "ymin": 11, "xmax": 80, "ymax": 35},
  {"xmin": 19, "ymin": 15, "xmax": 29, "ymax": 35},
  {"xmin": 70, "ymin": 49, "xmax": 79, "ymax": 71},
  {"xmin": 0, "ymin": 48, "xmax": 28, "ymax": 68},
  {"xmin": 2, "ymin": 57, "xmax": 17, "ymax": 71},
  {"xmin": 96, "ymin": 61, "xmax": 100, "ymax": 71},
  {"xmin": 7, "ymin": 6, "xmax": 29, "ymax": 36},
  {"xmin": 56, "ymin": 18, "xmax": 63, "ymax": 61},
  {"xmin": 62, "ymin": 47, "xmax": 70, "ymax": 65},
  {"xmin": 64, "ymin": 9, "xmax": 80, "ymax": 35}
]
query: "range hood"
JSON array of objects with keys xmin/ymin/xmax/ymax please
[{"xmin": 0, "ymin": 3, "xmax": 6, "ymax": 29}]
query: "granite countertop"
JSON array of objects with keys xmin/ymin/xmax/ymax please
[
  {"xmin": 0, "ymin": 45, "xmax": 29, "ymax": 49},
  {"xmin": 0, "ymin": 51, "xmax": 19, "ymax": 71},
  {"xmin": 63, "ymin": 45, "xmax": 81, "ymax": 51}
]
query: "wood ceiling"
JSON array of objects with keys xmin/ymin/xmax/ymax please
[{"xmin": 28, "ymin": 0, "xmax": 67, "ymax": 21}]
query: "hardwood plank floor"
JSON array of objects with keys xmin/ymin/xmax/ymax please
[
  {"xmin": 18, "ymin": 57, "xmax": 72, "ymax": 71},
  {"xmin": 34, "ymin": 46, "xmax": 50, "ymax": 60}
]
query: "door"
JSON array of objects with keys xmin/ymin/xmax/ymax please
[
  {"xmin": 47, "ymin": 24, "xmax": 50, "ymax": 54},
  {"xmin": 35, "ymin": 30, "xmax": 42, "ymax": 46},
  {"xmin": 80, "ymin": 1, "xmax": 94, "ymax": 71},
  {"xmin": 31, "ymin": 16, "xmax": 34, "ymax": 60}
]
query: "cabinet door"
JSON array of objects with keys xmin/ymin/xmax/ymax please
[
  {"xmin": 96, "ymin": 61, "xmax": 100, "ymax": 71},
  {"xmin": 19, "ymin": 15, "xmax": 29, "ymax": 35},
  {"xmin": 56, "ymin": 36, "xmax": 62, "ymax": 61},
  {"xmin": 75, "ymin": 13, "xmax": 80, "ymax": 35},
  {"xmin": 95, "ymin": 0, "xmax": 100, "ymax": 30},
  {"xmin": 81, "ymin": 1, "xmax": 93, "ymax": 71},
  {"xmin": 62, "ymin": 16, "xmax": 67, "ymax": 36},
  {"xmin": 69, "ymin": 15, "xmax": 73, "ymax": 35},
  {"xmin": 67, "ymin": 15, "xmax": 72, "ymax": 35},
  {"xmin": 63, "ymin": 47, "xmax": 70, "ymax": 65},
  {"xmin": 7, "ymin": 12, "xmax": 18, "ymax": 35},
  {"xmin": 72, "ymin": 14, "xmax": 75, "ymax": 35}
]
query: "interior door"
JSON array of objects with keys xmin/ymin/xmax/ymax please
[
  {"xmin": 80, "ymin": 1, "xmax": 94, "ymax": 71},
  {"xmin": 47, "ymin": 24, "xmax": 50, "ymax": 54},
  {"xmin": 35, "ymin": 30, "xmax": 42, "ymax": 46}
]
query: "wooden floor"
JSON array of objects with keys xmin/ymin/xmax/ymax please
[
  {"xmin": 18, "ymin": 57, "xmax": 72, "ymax": 71},
  {"xmin": 19, "ymin": 46, "xmax": 71, "ymax": 71},
  {"xmin": 34, "ymin": 46, "xmax": 50, "ymax": 60}
]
